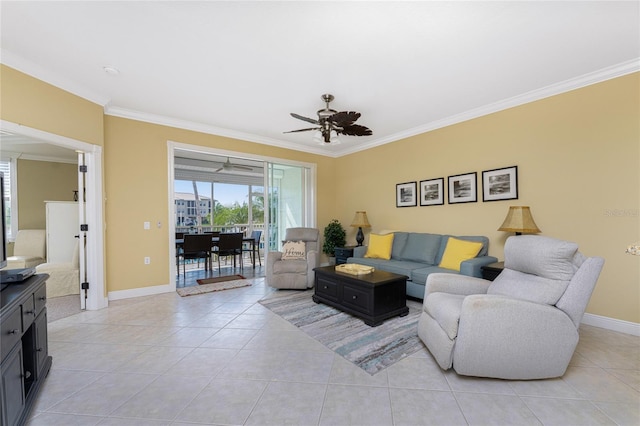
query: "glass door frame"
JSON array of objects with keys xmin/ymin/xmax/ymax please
[{"xmin": 167, "ymin": 141, "xmax": 316, "ymax": 288}]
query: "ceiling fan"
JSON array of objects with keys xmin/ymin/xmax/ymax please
[
  {"xmin": 285, "ymin": 94, "xmax": 372, "ymax": 144},
  {"xmin": 214, "ymin": 157, "xmax": 253, "ymax": 173}
]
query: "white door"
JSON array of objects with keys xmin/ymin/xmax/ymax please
[{"xmin": 45, "ymin": 201, "xmax": 78, "ymax": 263}]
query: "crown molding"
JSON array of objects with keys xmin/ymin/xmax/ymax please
[
  {"xmin": 1, "ymin": 49, "xmax": 111, "ymax": 107},
  {"xmin": 105, "ymin": 106, "xmax": 336, "ymax": 157},
  {"xmin": 337, "ymin": 58, "xmax": 640, "ymax": 157}
]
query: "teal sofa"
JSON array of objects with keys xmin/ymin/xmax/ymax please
[{"xmin": 347, "ymin": 232, "xmax": 498, "ymax": 299}]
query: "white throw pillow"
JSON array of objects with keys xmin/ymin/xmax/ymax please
[{"xmin": 281, "ymin": 240, "xmax": 306, "ymax": 260}]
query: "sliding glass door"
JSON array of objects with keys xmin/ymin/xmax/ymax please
[{"xmin": 266, "ymin": 162, "xmax": 314, "ymax": 251}]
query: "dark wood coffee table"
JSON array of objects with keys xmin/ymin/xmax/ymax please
[{"xmin": 312, "ymin": 265, "xmax": 409, "ymax": 326}]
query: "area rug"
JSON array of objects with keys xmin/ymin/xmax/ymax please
[
  {"xmin": 259, "ymin": 290, "xmax": 424, "ymax": 375},
  {"xmin": 197, "ymin": 274, "xmax": 245, "ymax": 285},
  {"xmin": 177, "ymin": 279, "xmax": 251, "ymax": 297}
]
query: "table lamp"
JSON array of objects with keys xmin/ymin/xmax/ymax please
[
  {"xmin": 351, "ymin": 211, "xmax": 371, "ymax": 246},
  {"xmin": 498, "ymin": 206, "xmax": 541, "ymax": 235}
]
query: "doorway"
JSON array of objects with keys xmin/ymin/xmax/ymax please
[{"xmin": 0, "ymin": 120, "xmax": 107, "ymax": 311}]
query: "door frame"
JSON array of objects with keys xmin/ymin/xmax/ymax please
[
  {"xmin": 1, "ymin": 120, "xmax": 107, "ymax": 310},
  {"xmin": 167, "ymin": 140, "xmax": 317, "ymax": 288}
]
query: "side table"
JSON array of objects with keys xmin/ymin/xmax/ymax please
[
  {"xmin": 481, "ymin": 261, "xmax": 504, "ymax": 281},
  {"xmin": 334, "ymin": 246, "xmax": 355, "ymax": 265}
]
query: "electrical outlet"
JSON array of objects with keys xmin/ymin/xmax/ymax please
[{"xmin": 144, "ymin": 257, "xmax": 151, "ymax": 265}]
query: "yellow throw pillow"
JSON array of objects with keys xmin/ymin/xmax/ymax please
[
  {"xmin": 438, "ymin": 237, "xmax": 484, "ymax": 271},
  {"xmin": 364, "ymin": 233, "xmax": 394, "ymax": 260}
]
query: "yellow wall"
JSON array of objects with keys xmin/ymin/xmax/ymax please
[
  {"xmin": 103, "ymin": 116, "xmax": 336, "ymax": 292},
  {"xmin": 336, "ymin": 73, "xmax": 640, "ymax": 323},
  {"xmin": 1, "ymin": 65, "xmax": 638, "ymax": 324},
  {"xmin": 17, "ymin": 159, "xmax": 78, "ymax": 229},
  {"xmin": 0, "ymin": 65, "xmax": 104, "ymax": 146}
]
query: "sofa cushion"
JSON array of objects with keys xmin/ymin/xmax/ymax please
[
  {"xmin": 400, "ymin": 233, "xmax": 441, "ymax": 264},
  {"xmin": 348, "ymin": 257, "xmax": 421, "ymax": 278},
  {"xmin": 364, "ymin": 233, "xmax": 395, "ymax": 260},
  {"xmin": 272, "ymin": 258, "xmax": 307, "ymax": 273},
  {"xmin": 411, "ymin": 266, "xmax": 458, "ymax": 285},
  {"xmin": 438, "ymin": 237, "xmax": 484, "ymax": 271},
  {"xmin": 424, "ymin": 292, "xmax": 466, "ymax": 340},
  {"xmin": 391, "ymin": 232, "xmax": 409, "ymax": 259},
  {"xmin": 487, "ymin": 268, "xmax": 570, "ymax": 305}
]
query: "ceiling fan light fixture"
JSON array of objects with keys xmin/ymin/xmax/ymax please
[{"xmin": 286, "ymin": 94, "xmax": 372, "ymax": 146}]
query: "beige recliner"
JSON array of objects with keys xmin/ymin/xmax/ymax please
[
  {"xmin": 418, "ymin": 235, "xmax": 604, "ymax": 380},
  {"xmin": 266, "ymin": 227, "xmax": 320, "ymax": 289},
  {"xmin": 5, "ymin": 229, "xmax": 46, "ymax": 269}
]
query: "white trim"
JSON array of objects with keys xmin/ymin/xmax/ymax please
[
  {"xmin": 581, "ymin": 313, "xmax": 640, "ymax": 337},
  {"xmin": 108, "ymin": 283, "xmax": 173, "ymax": 301},
  {"xmin": 0, "ymin": 120, "xmax": 107, "ymax": 310},
  {"xmin": 112, "ymin": 59, "xmax": 639, "ymax": 158},
  {"xmin": 337, "ymin": 58, "xmax": 640, "ymax": 156},
  {"xmin": 0, "ymin": 49, "xmax": 110, "ymax": 107},
  {"xmin": 14, "ymin": 153, "xmax": 77, "ymax": 164},
  {"xmin": 109, "ymin": 106, "xmax": 330, "ymax": 156}
]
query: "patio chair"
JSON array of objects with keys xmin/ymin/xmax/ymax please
[
  {"xmin": 216, "ymin": 232, "xmax": 244, "ymax": 270},
  {"xmin": 178, "ymin": 233, "xmax": 213, "ymax": 276},
  {"xmin": 242, "ymin": 230, "xmax": 262, "ymax": 266}
]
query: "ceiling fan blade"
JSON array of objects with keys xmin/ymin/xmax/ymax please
[
  {"xmin": 214, "ymin": 167, "xmax": 224, "ymax": 173},
  {"xmin": 283, "ymin": 127, "xmax": 320, "ymax": 133},
  {"xmin": 233, "ymin": 165, "xmax": 253, "ymax": 171},
  {"xmin": 329, "ymin": 111, "xmax": 361, "ymax": 126},
  {"xmin": 337, "ymin": 124, "xmax": 373, "ymax": 136},
  {"xmin": 290, "ymin": 113, "xmax": 319, "ymax": 125}
]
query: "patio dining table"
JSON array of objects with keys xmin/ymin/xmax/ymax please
[{"xmin": 176, "ymin": 235, "xmax": 259, "ymax": 268}]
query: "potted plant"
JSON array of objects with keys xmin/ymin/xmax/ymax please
[{"xmin": 322, "ymin": 219, "xmax": 346, "ymax": 263}]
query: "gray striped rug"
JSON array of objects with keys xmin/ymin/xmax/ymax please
[{"xmin": 259, "ymin": 290, "xmax": 424, "ymax": 375}]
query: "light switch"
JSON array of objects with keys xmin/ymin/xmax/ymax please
[{"xmin": 144, "ymin": 221, "xmax": 150, "ymax": 230}]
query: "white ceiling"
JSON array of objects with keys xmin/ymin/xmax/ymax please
[{"xmin": 1, "ymin": 1, "xmax": 638, "ymax": 158}]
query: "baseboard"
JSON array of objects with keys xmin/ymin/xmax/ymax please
[
  {"xmin": 108, "ymin": 283, "xmax": 174, "ymax": 301},
  {"xmin": 582, "ymin": 313, "xmax": 640, "ymax": 336}
]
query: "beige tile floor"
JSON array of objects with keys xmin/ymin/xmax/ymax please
[{"xmin": 29, "ymin": 277, "xmax": 639, "ymax": 425}]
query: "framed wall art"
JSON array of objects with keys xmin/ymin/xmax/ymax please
[
  {"xmin": 419, "ymin": 178, "xmax": 444, "ymax": 206},
  {"xmin": 482, "ymin": 166, "xmax": 518, "ymax": 202},
  {"xmin": 396, "ymin": 181, "xmax": 417, "ymax": 207},
  {"xmin": 448, "ymin": 172, "xmax": 477, "ymax": 204}
]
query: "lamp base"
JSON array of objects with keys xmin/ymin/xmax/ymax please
[{"xmin": 356, "ymin": 227, "xmax": 364, "ymax": 246}]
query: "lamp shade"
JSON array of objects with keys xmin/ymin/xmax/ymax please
[
  {"xmin": 351, "ymin": 211, "xmax": 371, "ymax": 228},
  {"xmin": 498, "ymin": 206, "xmax": 541, "ymax": 234}
]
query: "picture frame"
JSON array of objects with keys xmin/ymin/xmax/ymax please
[
  {"xmin": 419, "ymin": 178, "xmax": 444, "ymax": 206},
  {"xmin": 396, "ymin": 181, "xmax": 417, "ymax": 207},
  {"xmin": 482, "ymin": 166, "xmax": 518, "ymax": 202},
  {"xmin": 448, "ymin": 172, "xmax": 477, "ymax": 204}
]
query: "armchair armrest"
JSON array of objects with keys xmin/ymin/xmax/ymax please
[
  {"xmin": 460, "ymin": 255, "xmax": 499, "ymax": 277},
  {"xmin": 265, "ymin": 251, "xmax": 282, "ymax": 277},
  {"xmin": 424, "ymin": 273, "xmax": 491, "ymax": 299},
  {"xmin": 352, "ymin": 246, "xmax": 367, "ymax": 258}
]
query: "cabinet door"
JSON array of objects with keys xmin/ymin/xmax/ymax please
[
  {"xmin": 1, "ymin": 345, "xmax": 25, "ymax": 426},
  {"xmin": 34, "ymin": 310, "xmax": 48, "ymax": 376}
]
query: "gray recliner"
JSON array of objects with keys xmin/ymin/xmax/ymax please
[
  {"xmin": 266, "ymin": 227, "xmax": 320, "ymax": 289},
  {"xmin": 418, "ymin": 235, "xmax": 604, "ymax": 380}
]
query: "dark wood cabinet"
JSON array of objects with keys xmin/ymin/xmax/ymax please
[
  {"xmin": 313, "ymin": 266, "xmax": 409, "ymax": 326},
  {"xmin": 1, "ymin": 274, "xmax": 51, "ymax": 426},
  {"xmin": 334, "ymin": 246, "xmax": 355, "ymax": 265}
]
